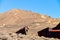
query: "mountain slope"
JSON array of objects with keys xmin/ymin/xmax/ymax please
[
  {"xmin": 0, "ymin": 9, "xmax": 52, "ymax": 25},
  {"xmin": 0, "ymin": 9, "xmax": 60, "ymax": 33}
]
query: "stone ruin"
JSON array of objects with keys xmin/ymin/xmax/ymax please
[
  {"xmin": 0, "ymin": 22, "xmax": 60, "ymax": 39},
  {"xmin": 15, "ymin": 22, "xmax": 60, "ymax": 39}
]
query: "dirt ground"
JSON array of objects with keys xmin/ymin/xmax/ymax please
[{"xmin": 0, "ymin": 9, "xmax": 60, "ymax": 40}]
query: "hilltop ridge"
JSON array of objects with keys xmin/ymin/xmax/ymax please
[{"xmin": 0, "ymin": 9, "xmax": 51, "ymax": 25}]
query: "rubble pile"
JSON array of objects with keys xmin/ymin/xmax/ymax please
[{"xmin": 0, "ymin": 32, "xmax": 59, "ymax": 40}]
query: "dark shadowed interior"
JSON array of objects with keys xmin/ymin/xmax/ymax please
[
  {"xmin": 53, "ymin": 23, "xmax": 60, "ymax": 30},
  {"xmin": 38, "ymin": 23, "xmax": 60, "ymax": 39},
  {"xmin": 16, "ymin": 27, "xmax": 26, "ymax": 35}
]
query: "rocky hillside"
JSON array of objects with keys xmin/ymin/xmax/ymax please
[
  {"xmin": 0, "ymin": 9, "xmax": 60, "ymax": 26},
  {"xmin": 0, "ymin": 9, "xmax": 60, "ymax": 40},
  {"xmin": 0, "ymin": 9, "xmax": 59, "ymax": 32}
]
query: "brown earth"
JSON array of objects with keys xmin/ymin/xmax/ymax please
[
  {"xmin": 0, "ymin": 9, "xmax": 59, "ymax": 26},
  {"xmin": 0, "ymin": 9, "xmax": 60, "ymax": 32},
  {"xmin": 0, "ymin": 9, "xmax": 60, "ymax": 40}
]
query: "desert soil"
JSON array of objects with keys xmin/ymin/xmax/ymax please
[{"xmin": 0, "ymin": 9, "xmax": 60, "ymax": 40}]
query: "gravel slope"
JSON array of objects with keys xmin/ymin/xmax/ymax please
[{"xmin": 0, "ymin": 32, "xmax": 60, "ymax": 40}]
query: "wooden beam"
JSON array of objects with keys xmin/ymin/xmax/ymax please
[{"xmin": 49, "ymin": 28, "xmax": 60, "ymax": 32}]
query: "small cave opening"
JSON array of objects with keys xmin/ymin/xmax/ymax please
[
  {"xmin": 37, "ymin": 23, "xmax": 60, "ymax": 39},
  {"xmin": 16, "ymin": 27, "xmax": 26, "ymax": 35}
]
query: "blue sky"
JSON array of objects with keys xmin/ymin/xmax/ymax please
[{"xmin": 0, "ymin": 0, "xmax": 60, "ymax": 18}]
